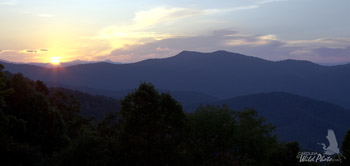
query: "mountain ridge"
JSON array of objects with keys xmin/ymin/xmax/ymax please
[
  {"xmin": 1, "ymin": 50, "xmax": 350, "ymax": 108},
  {"xmin": 209, "ymin": 92, "xmax": 350, "ymax": 151}
]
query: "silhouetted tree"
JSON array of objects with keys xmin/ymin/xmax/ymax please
[
  {"xmin": 34, "ymin": 80, "xmax": 49, "ymax": 96},
  {"xmin": 341, "ymin": 130, "xmax": 350, "ymax": 165},
  {"xmin": 0, "ymin": 65, "xmax": 305, "ymax": 166},
  {"xmin": 56, "ymin": 125, "xmax": 109, "ymax": 166},
  {"xmin": 186, "ymin": 105, "xmax": 237, "ymax": 165},
  {"xmin": 117, "ymin": 83, "xmax": 187, "ymax": 165},
  {"xmin": 187, "ymin": 105, "xmax": 281, "ymax": 165},
  {"xmin": 269, "ymin": 142, "xmax": 299, "ymax": 166}
]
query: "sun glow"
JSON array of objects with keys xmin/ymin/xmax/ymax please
[{"xmin": 50, "ymin": 57, "xmax": 61, "ymax": 65}]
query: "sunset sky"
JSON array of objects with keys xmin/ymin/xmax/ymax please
[{"xmin": 1, "ymin": 0, "xmax": 349, "ymax": 64}]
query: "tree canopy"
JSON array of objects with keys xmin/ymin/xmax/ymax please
[{"xmin": 0, "ymin": 66, "xmax": 316, "ymax": 166}]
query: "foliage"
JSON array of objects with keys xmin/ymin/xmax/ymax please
[
  {"xmin": 187, "ymin": 105, "xmax": 284, "ymax": 165},
  {"xmin": 0, "ymin": 66, "xmax": 308, "ymax": 165},
  {"xmin": 341, "ymin": 130, "xmax": 350, "ymax": 165},
  {"xmin": 116, "ymin": 83, "xmax": 187, "ymax": 165}
]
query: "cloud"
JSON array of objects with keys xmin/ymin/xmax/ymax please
[
  {"xmin": 257, "ymin": 0, "xmax": 288, "ymax": 4},
  {"xmin": 225, "ymin": 35, "xmax": 278, "ymax": 46},
  {"xmin": 229, "ymin": 5, "xmax": 260, "ymax": 11},
  {"xmin": 105, "ymin": 30, "xmax": 285, "ymax": 62},
  {"xmin": 0, "ymin": 48, "xmax": 51, "ymax": 63},
  {"xmin": 132, "ymin": 7, "xmax": 206, "ymax": 29},
  {"xmin": 26, "ymin": 49, "xmax": 37, "ymax": 53},
  {"xmin": 314, "ymin": 47, "xmax": 350, "ymax": 58},
  {"xmin": 103, "ymin": 29, "xmax": 350, "ymax": 65},
  {"xmin": 285, "ymin": 38, "xmax": 350, "ymax": 48},
  {"xmin": 86, "ymin": 5, "xmax": 265, "ymax": 60},
  {"xmin": 37, "ymin": 14, "xmax": 55, "ymax": 17},
  {"xmin": 23, "ymin": 48, "xmax": 49, "ymax": 54},
  {"xmin": 0, "ymin": 0, "xmax": 16, "ymax": 5},
  {"xmin": 82, "ymin": 6, "xmax": 210, "ymax": 58},
  {"xmin": 98, "ymin": 6, "xmax": 206, "ymax": 38}
]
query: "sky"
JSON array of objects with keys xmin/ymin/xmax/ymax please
[{"xmin": 0, "ymin": 0, "xmax": 349, "ymax": 65}]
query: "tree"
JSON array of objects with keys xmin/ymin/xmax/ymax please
[
  {"xmin": 234, "ymin": 109, "xmax": 277, "ymax": 165},
  {"xmin": 341, "ymin": 130, "xmax": 350, "ymax": 165},
  {"xmin": 0, "ymin": 64, "xmax": 13, "ymax": 106},
  {"xmin": 187, "ymin": 105, "xmax": 279, "ymax": 165},
  {"xmin": 186, "ymin": 105, "xmax": 237, "ymax": 165},
  {"xmin": 34, "ymin": 80, "xmax": 49, "ymax": 96},
  {"xmin": 0, "ymin": 65, "xmax": 44, "ymax": 165},
  {"xmin": 56, "ymin": 125, "xmax": 109, "ymax": 166},
  {"xmin": 49, "ymin": 89, "xmax": 89, "ymax": 139},
  {"xmin": 117, "ymin": 83, "xmax": 187, "ymax": 165},
  {"xmin": 269, "ymin": 142, "xmax": 299, "ymax": 166}
]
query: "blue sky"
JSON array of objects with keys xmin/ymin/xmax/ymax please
[{"xmin": 0, "ymin": 0, "xmax": 349, "ymax": 64}]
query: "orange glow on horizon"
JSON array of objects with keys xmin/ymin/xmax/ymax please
[{"xmin": 50, "ymin": 57, "xmax": 61, "ymax": 65}]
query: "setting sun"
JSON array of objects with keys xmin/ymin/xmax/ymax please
[{"xmin": 50, "ymin": 57, "xmax": 61, "ymax": 65}]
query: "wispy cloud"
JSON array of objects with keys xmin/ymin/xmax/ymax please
[
  {"xmin": 0, "ymin": 48, "xmax": 52, "ymax": 63},
  {"xmin": 0, "ymin": 0, "xmax": 16, "ymax": 5},
  {"xmin": 37, "ymin": 14, "xmax": 55, "ymax": 17},
  {"xmin": 230, "ymin": 5, "xmax": 260, "ymax": 11},
  {"xmin": 257, "ymin": 0, "xmax": 288, "ymax": 4},
  {"xmin": 87, "ymin": 5, "xmax": 264, "ymax": 58},
  {"xmin": 83, "ymin": 6, "xmax": 206, "ymax": 57},
  {"xmin": 102, "ymin": 29, "xmax": 350, "ymax": 64},
  {"xmin": 132, "ymin": 7, "xmax": 205, "ymax": 29}
]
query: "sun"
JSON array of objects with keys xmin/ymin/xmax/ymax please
[{"xmin": 50, "ymin": 57, "xmax": 61, "ymax": 65}]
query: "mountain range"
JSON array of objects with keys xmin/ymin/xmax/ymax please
[
  {"xmin": 0, "ymin": 59, "xmax": 122, "ymax": 68},
  {"xmin": 1, "ymin": 50, "xmax": 350, "ymax": 151},
  {"xmin": 1, "ymin": 50, "xmax": 350, "ymax": 108},
  {"xmin": 210, "ymin": 92, "xmax": 350, "ymax": 151}
]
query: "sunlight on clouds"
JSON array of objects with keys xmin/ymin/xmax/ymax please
[
  {"xmin": 85, "ymin": 6, "xmax": 206, "ymax": 58},
  {"xmin": 289, "ymin": 49, "xmax": 315, "ymax": 56},
  {"xmin": 226, "ymin": 39, "xmax": 270, "ymax": 46},
  {"xmin": 2, "ymin": 0, "xmax": 346, "ymax": 64},
  {"xmin": 37, "ymin": 14, "xmax": 55, "ymax": 17},
  {"xmin": 0, "ymin": 49, "xmax": 49, "ymax": 63},
  {"xmin": 133, "ymin": 7, "xmax": 205, "ymax": 29},
  {"xmin": 258, "ymin": 35, "xmax": 277, "ymax": 40},
  {"xmin": 226, "ymin": 35, "xmax": 277, "ymax": 46},
  {"xmin": 257, "ymin": 0, "xmax": 288, "ymax": 4},
  {"xmin": 1, "ymin": 4, "xmax": 278, "ymax": 63},
  {"xmin": 0, "ymin": 47, "xmax": 75, "ymax": 63},
  {"xmin": 98, "ymin": 6, "xmax": 206, "ymax": 39},
  {"xmin": 284, "ymin": 38, "xmax": 350, "ymax": 48},
  {"xmin": 229, "ymin": 5, "xmax": 259, "ymax": 11},
  {"xmin": 90, "ymin": 5, "xmax": 260, "ymax": 58},
  {"xmin": 88, "ymin": 4, "xmax": 275, "ymax": 60}
]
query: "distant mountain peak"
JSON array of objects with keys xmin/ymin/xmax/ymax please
[
  {"xmin": 178, "ymin": 50, "xmax": 241, "ymax": 56},
  {"xmin": 277, "ymin": 59, "xmax": 320, "ymax": 67},
  {"xmin": 173, "ymin": 50, "xmax": 248, "ymax": 60}
]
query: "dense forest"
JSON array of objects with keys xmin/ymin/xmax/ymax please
[{"xmin": 0, "ymin": 64, "xmax": 349, "ymax": 166}]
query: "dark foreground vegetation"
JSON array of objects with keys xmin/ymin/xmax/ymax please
[{"xmin": 0, "ymin": 64, "xmax": 349, "ymax": 166}]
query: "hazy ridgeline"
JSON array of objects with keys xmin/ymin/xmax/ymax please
[
  {"xmin": 2, "ymin": 50, "xmax": 350, "ymax": 153},
  {"xmin": 0, "ymin": 64, "xmax": 308, "ymax": 165},
  {"xmin": 1, "ymin": 64, "xmax": 350, "ymax": 165}
]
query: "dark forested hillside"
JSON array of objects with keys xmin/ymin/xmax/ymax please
[
  {"xmin": 211, "ymin": 92, "xmax": 350, "ymax": 151},
  {"xmin": 49, "ymin": 87, "xmax": 120, "ymax": 121},
  {"xmin": 0, "ymin": 64, "xmax": 308, "ymax": 165},
  {"xmin": 2, "ymin": 50, "xmax": 350, "ymax": 108},
  {"xmin": 44, "ymin": 82, "xmax": 219, "ymax": 110}
]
